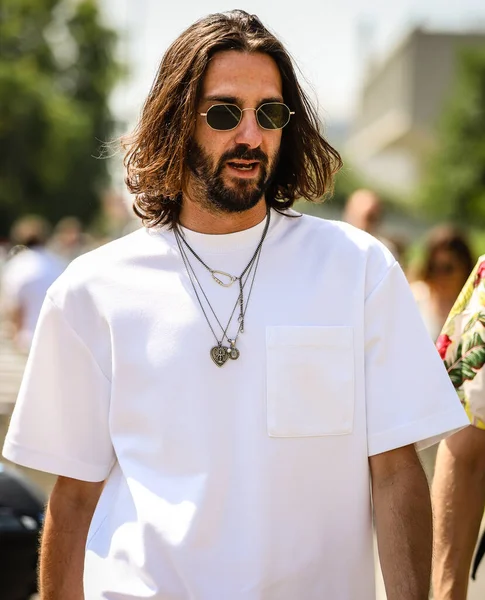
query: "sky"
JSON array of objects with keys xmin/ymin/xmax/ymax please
[{"xmin": 100, "ymin": 0, "xmax": 485, "ymax": 129}]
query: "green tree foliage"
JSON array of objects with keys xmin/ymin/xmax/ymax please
[
  {"xmin": 419, "ymin": 49, "xmax": 485, "ymax": 226},
  {"xmin": 0, "ymin": 0, "xmax": 121, "ymax": 237}
]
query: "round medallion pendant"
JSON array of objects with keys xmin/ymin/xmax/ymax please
[{"xmin": 229, "ymin": 347, "xmax": 240, "ymax": 360}]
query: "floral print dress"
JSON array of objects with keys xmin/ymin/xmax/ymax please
[{"xmin": 437, "ymin": 256, "xmax": 485, "ymax": 429}]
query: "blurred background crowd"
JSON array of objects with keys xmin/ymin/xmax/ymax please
[{"xmin": 0, "ymin": 0, "xmax": 485, "ymax": 598}]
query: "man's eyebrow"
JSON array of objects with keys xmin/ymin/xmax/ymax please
[
  {"xmin": 202, "ymin": 95, "xmax": 285, "ymax": 105},
  {"xmin": 259, "ymin": 96, "xmax": 284, "ymax": 104},
  {"xmin": 203, "ymin": 95, "xmax": 241, "ymax": 104}
]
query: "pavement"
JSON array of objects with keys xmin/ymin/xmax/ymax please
[{"xmin": 0, "ymin": 325, "xmax": 56, "ymax": 494}]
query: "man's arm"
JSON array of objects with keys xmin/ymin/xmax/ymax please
[
  {"xmin": 39, "ymin": 476, "xmax": 104, "ymax": 600},
  {"xmin": 432, "ymin": 425, "xmax": 485, "ymax": 600},
  {"xmin": 370, "ymin": 443, "xmax": 432, "ymax": 600}
]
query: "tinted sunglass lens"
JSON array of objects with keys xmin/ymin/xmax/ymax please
[
  {"xmin": 206, "ymin": 105, "xmax": 241, "ymax": 130},
  {"xmin": 257, "ymin": 103, "xmax": 290, "ymax": 129}
]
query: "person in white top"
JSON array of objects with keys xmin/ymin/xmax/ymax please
[
  {"xmin": 3, "ymin": 10, "xmax": 468, "ymax": 600},
  {"xmin": 1, "ymin": 215, "xmax": 66, "ymax": 351}
]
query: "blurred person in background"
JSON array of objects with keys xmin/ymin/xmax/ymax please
[
  {"xmin": 101, "ymin": 189, "xmax": 134, "ymax": 240},
  {"xmin": 410, "ymin": 225, "xmax": 474, "ymax": 342},
  {"xmin": 432, "ymin": 256, "xmax": 485, "ymax": 599},
  {"xmin": 409, "ymin": 225, "xmax": 474, "ymax": 483},
  {"xmin": 48, "ymin": 216, "xmax": 90, "ymax": 262},
  {"xmin": 342, "ymin": 188, "xmax": 401, "ymax": 259},
  {"xmin": 0, "ymin": 215, "xmax": 66, "ymax": 352}
]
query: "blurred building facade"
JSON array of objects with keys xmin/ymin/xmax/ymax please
[{"xmin": 346, "ymin": 28, "xmax": 485, "ymax": 197}]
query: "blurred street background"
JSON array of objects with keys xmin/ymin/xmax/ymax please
[{"xmin": 1, "ymin": 0, "xmax": 485, "ymax": 597}]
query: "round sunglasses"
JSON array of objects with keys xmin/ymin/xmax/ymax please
[{"xmin": 199, "ymin": 102, "xmax": 295, "ymax": 131}]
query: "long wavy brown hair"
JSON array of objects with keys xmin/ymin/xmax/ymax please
[
  {"xmin": 123, "ymin": 10, "xmax": 343, "ymax": 228},
  {"xmin": 418, "ymin": 225, "xmax": 474, "ymax": 285}
]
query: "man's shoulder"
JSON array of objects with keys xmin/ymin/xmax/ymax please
[
  {"xmin": 283, "ymin": 212, "xmax": 397, "ymax": 296},
  {"xmin": 64, "ymin": 227, "xmax": 156, "ymax": 272},
  {"xmin": 46, "ymin": 228, "xmax": 156, "ymax": 302},
  {"xmin": 287, "ymin": 211, "xmax": 394, "ymax": 258}
]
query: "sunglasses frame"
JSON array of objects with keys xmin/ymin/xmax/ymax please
[{"xmin": 199, "ymin": 102, "xmax": 295, "ymax": 131}]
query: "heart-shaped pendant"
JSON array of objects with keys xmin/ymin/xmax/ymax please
[{"xmin": 210, "ymin": 345, "xmax": 229, "ymax": 367}]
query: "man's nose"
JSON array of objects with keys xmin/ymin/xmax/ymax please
[{"xmin": 234, "ymin": 109, "xmax": 263, "ymax": 149}]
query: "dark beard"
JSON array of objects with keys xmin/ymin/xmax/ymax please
[{"xmin": 187, "ymin": 142, "xmax": 278, "ymax": 214}]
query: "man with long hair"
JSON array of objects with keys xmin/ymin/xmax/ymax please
[{"xmin": 3, "ymin": 11, "xmax": 467, "ymax": 600}]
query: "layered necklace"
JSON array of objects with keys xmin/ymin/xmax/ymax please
[{"xmin": 174, "ymin": 210, "xmax": 271, "ymax": 367}]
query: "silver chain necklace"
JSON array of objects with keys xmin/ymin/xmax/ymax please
[
  {"xmin": 174, "ymin": 210, "xmax": 270, "ymax": 366},
  {"xmin": 177, "ymin": 236, "xmax": 263, "ymax": 365},
  {"xmin": 177, "ymin": 214, "xmax": 269, "ymax": 289}
]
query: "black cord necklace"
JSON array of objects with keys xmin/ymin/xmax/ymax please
[
  {"xmin": 177, "ymin": 211, "xmax": 270, "ymax": 290},
  {"xmin": 174, "ymin": 210, "xmax": 270, "ymax": 366},
  {"xmin": 176, "ymin": 236, "xmax": 256, "ymax": 342}
]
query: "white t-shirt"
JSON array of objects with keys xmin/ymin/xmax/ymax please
[
  {"xmin": 0, "ymin": 247, "xmax": 66, "ymax": 349},
  {"xmin": 3, "ymin": 210, "xmax": 467, "ymax": 600}
]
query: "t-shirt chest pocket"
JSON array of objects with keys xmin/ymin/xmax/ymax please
[{"xmin": 266, "ymin": 326, "xmax": 355, "ymax": 437}]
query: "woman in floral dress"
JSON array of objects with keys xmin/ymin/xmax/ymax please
[{"xmin": 433, "ymin": 256, "xmax": 485, "ymax": 599}]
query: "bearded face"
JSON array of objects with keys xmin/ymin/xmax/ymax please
[{"xmin": 187, "ymin": 141, "xmax": 279, "ymax": 213}]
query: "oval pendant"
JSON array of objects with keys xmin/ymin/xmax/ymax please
[
  {"xmin": 227, "ymin": 339, "xmax": 240, "ymax": 360},
  {"xmin": 211, "ymin": 270, "xmax": 237, "ymax": 287},
  {"xmin": 229, "ymin": 347, "xmax": 240, "ymax": 360}
]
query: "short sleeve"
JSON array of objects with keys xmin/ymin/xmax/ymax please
[
  {"xmin": 3, "ymin": 295, "xmax": 114, "ymax": 481},
  {"xmin": 438, "ymin": 257, "xmax": 485, "ymax": 430},
  {"xmin": 365, "ymin": 261, "xmax": 468, "ymax": 456}
]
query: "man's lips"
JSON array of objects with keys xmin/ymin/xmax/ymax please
[{"xmin": 226, "ymin": 160, "xmax": 260, "ymax": 171}]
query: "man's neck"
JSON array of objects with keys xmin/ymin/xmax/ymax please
[{"xmin": 179, "ymin": 196, "xmax": 268, "ymax": 234}]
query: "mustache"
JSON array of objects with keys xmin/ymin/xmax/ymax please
[{"xmin": 219, "ymin": 145, "xmax": 269, "ymax": 166}]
